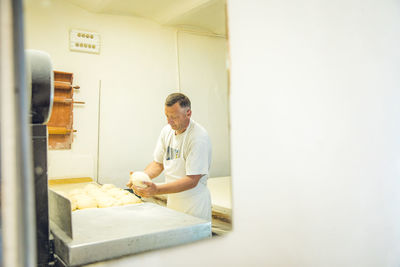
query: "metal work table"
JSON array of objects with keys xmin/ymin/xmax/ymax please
[{"xmin": 51, "ymin": 202, "xmax": 211, "ymax": 266}]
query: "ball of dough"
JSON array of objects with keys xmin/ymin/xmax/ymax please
[
  {"xmin": 100, "ymin": 184, "xmax": 116, "ymax": 191},
  {"xmin": 69, "ymin": 193, "xmax": 82, "ymax": 202},
  {"xmin": 69, "ymin": 188, "xmax": 84, "ymax": 196},
  {"xmin": 120, "ymin": 190, "xmax": 131, "ymax": 196},
  {"xmin": 106, "ymin": 188, "xmax": 124, "ymax": 198},
  {"xmin": 97, "ymin": 196, "xmax": 116, "ymax": 208},
  {"xmin": 112, "ymin": 189, "xmax": 130, "ymax": 199},
  {"xmin": 86, "ymin": 188, "xmax": 103, "ymax": 198},
  {"xmin": 91, "ymin": 190, "xmax": 107, "ymax": 198},
  {"xmin": 116, "ymin": 194, "xmax": 141, "ymax": 205},
  {"xmin": 84, "ymin": 183, "xmax": 99, "ymax": 192},
  {"xmin": 125, "ymin": 194, "xmax": 141, "ymax": 204},
  {"xmin": 74, "ymin": 195, "xmax": 97, "ymax": 210},
  {"xmin": 129, "ymin": 172, "xmax": 151, "ymax": 188}
]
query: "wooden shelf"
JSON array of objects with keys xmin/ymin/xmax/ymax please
[{"xmin": 47, "ymin": 71, "xmax": 83, "ymax": 149}]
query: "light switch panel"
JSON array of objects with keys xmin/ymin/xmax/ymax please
[{"xmin": 70, "ymin": 29, "xmax": 100, "ymax": 54}]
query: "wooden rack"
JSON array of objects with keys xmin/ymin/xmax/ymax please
[{"xmin": 47, "ymin": 71, "xmax": 84, "ymax": 149}]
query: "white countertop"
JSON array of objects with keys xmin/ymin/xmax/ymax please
[{"xmin": 208, "ymin": 176, "xmax": 232, "ymax": 212}]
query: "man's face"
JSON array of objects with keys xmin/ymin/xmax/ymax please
[{"xmin": 165, "ymin": 102, "xmax": 191, "ymax": 133}]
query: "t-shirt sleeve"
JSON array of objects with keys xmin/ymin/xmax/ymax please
[
  {"xmin": 185, "ymin": 139, "xmax": 210, "ymax": 176},
  {"xmin": 153, "ymin": 130, "xmax": 165, "ymax": 163}
]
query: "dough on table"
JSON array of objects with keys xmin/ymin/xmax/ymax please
[
  {"xmin": 100, "ymin": 184, "xmax": 116, "ymax": 191},
  {"xmin": 129, "ymin": 172, "xmax": 151, "ymax": 188},
  {"xmin": 84, "ymin": 183, "xmax": 100, "ymax": 192},
  {"xmin": 69, "ymin": 188, "xmax": 84, "ymax": 196},
  {"xmin": 73, "ymin": 195, "xmax": 97, "ymax": 210},
  {"xmin": 65, "ymin": 182, "xmax": 141, "ymax": 210},
  {"xmin": 92, "ymin": 192, "xmax": 109, "ymax": 201},
  {"xmin": 106, "ymin": 188, "xmax": 125, "ymax": 198},
  {"xmin": 115, "ymin": 190, "xmax": 130, "ymax": 198},
  {"xmin": 97, "ymin": 196, "xmax": 117, "ymax": 208},
  {"xmin": 86, "ymin": 188, "xmax": 103, "ymax": 198},
  {"xmin": 116, "ymin": 194, "xmax": 141, "ymax": 205}
]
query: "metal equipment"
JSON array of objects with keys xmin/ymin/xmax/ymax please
[
  {"xmin": 49, "ymin": 191, "xmax": 211, "ymax": 266},
  {"xmin": 27, "ymin": 49, "xmax": 54, "ymax": 267}
]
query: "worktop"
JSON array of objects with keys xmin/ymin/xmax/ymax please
[{"xmin": 150, "ymin": 176, "xmax": 232, "ymax": 235}]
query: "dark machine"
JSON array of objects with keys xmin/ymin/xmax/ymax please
[{"xmin": 27, "ymin": 50, "xmax": 55, "ymax": 267}]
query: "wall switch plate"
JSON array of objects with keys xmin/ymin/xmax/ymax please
[{"xmin": 70, "ymin": 29, "xmax": 100, "ymax": 54}]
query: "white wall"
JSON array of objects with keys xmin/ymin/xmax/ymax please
[
  {"xmin": 24, "ymin": 0, "xmax": 230, "ymax": 187},
  {"xmin": 25, "ymin": 0, "xmax": 175, "ymax": 181},
  {"xmin": 178, "ymin": 31, "xmax": 231, "ymax": 178},
  {"xmin": 88, "ymin": 0, "xmax": 400, "ymax": 266},
  {"xmin": 226, "ymin": 0, "xmax": 400, "ymax": 264},
  {"xmin": 25, "ymin": 0, "xmax": 105, "ymax": 179}
]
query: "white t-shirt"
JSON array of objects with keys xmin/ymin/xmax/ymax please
[{"xmin": 154, "ymin": 119, "xmax": 212, "ymax": 178}]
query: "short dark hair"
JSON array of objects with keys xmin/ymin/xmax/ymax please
[{"xmin": 165, "ymin": 93, "xmax": 191, "ymax": 109}]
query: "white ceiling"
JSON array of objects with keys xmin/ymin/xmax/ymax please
[{"xmin": 65, "ymin": 0, "xmax": 226, "ymax": 36}]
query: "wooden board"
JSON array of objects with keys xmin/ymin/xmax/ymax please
[
  {"xmin": 48, "ymin": 177, "xmax": 94, "ymax": 186},
  {"xmin": 48, "ymin": 71, "xmax": 75, "ymax": 149}
]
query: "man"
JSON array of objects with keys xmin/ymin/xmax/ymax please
[{"xmin": 127, "ymin": 93, "xmax": 212, "ymax": 221}]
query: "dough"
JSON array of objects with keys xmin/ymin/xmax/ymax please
[
  {"xmin": 70, "ymin": 193, "xmax": 82, "ymax": 202},
  {"xmin": 116, "ymin": 194, "xmax": 141, "ymax": 205},
  {"xmin": 86, "ymin": 188, "xmax": 103, "ymax": 198},
  {"xmin": 74, "ymin": 195, "xmax": 97, "ymax": 210},
  {"xmin": 97, "ymin": 196, "xmax": 116, "ymax": 208},
  {"xmin": 106, "ymin": 188, "xmax": 124, "ymax": 198},
  {"xmin": 100, "ymin": 184, "xmax": 116, "ymax": 191},
  {"xmin": 119, "ymin": 190, "xmax": 131, "ymax": 196},
  {"xmin": 92, "ymin": 192, "xmax": 108, "ymax": 201},
  {"xmin": 129, "ymin": 172, "xmax": 151, "ymax": 188},
  {"xmin": 65, "ymin": 182, "xmax": 142, "ymax": 210},
  {"xmin": 84, "ymin": 183, "xmax": 99, "ymax": 192},
  {"xmin": 69, "ymin": 188, "xmax": 84, "ymax": 196}
]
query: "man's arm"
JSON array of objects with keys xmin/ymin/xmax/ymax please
[
  {"xmin": 144, "ymin": 161, "xmax": 164, "ymax": 179},
  {"xmin": 133, "ymin": 174, "xmax": 203, "ymax": 198}
]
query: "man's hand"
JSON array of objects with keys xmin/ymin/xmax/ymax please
[
  {"xmin": 126, "ymin": 171, "xmax": 134, "ymax": 188},
  {"xmin": 126, "ymin": 180, "xmax": 133, "ymax": 189},
  {"xmin": 132, "ymin": 181, "xmax": 158, "ymax": 198}
]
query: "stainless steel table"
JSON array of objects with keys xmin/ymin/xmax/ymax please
[{"xmin": 51, "ymin": 203, "xmax": 211, "ymax": 266}]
